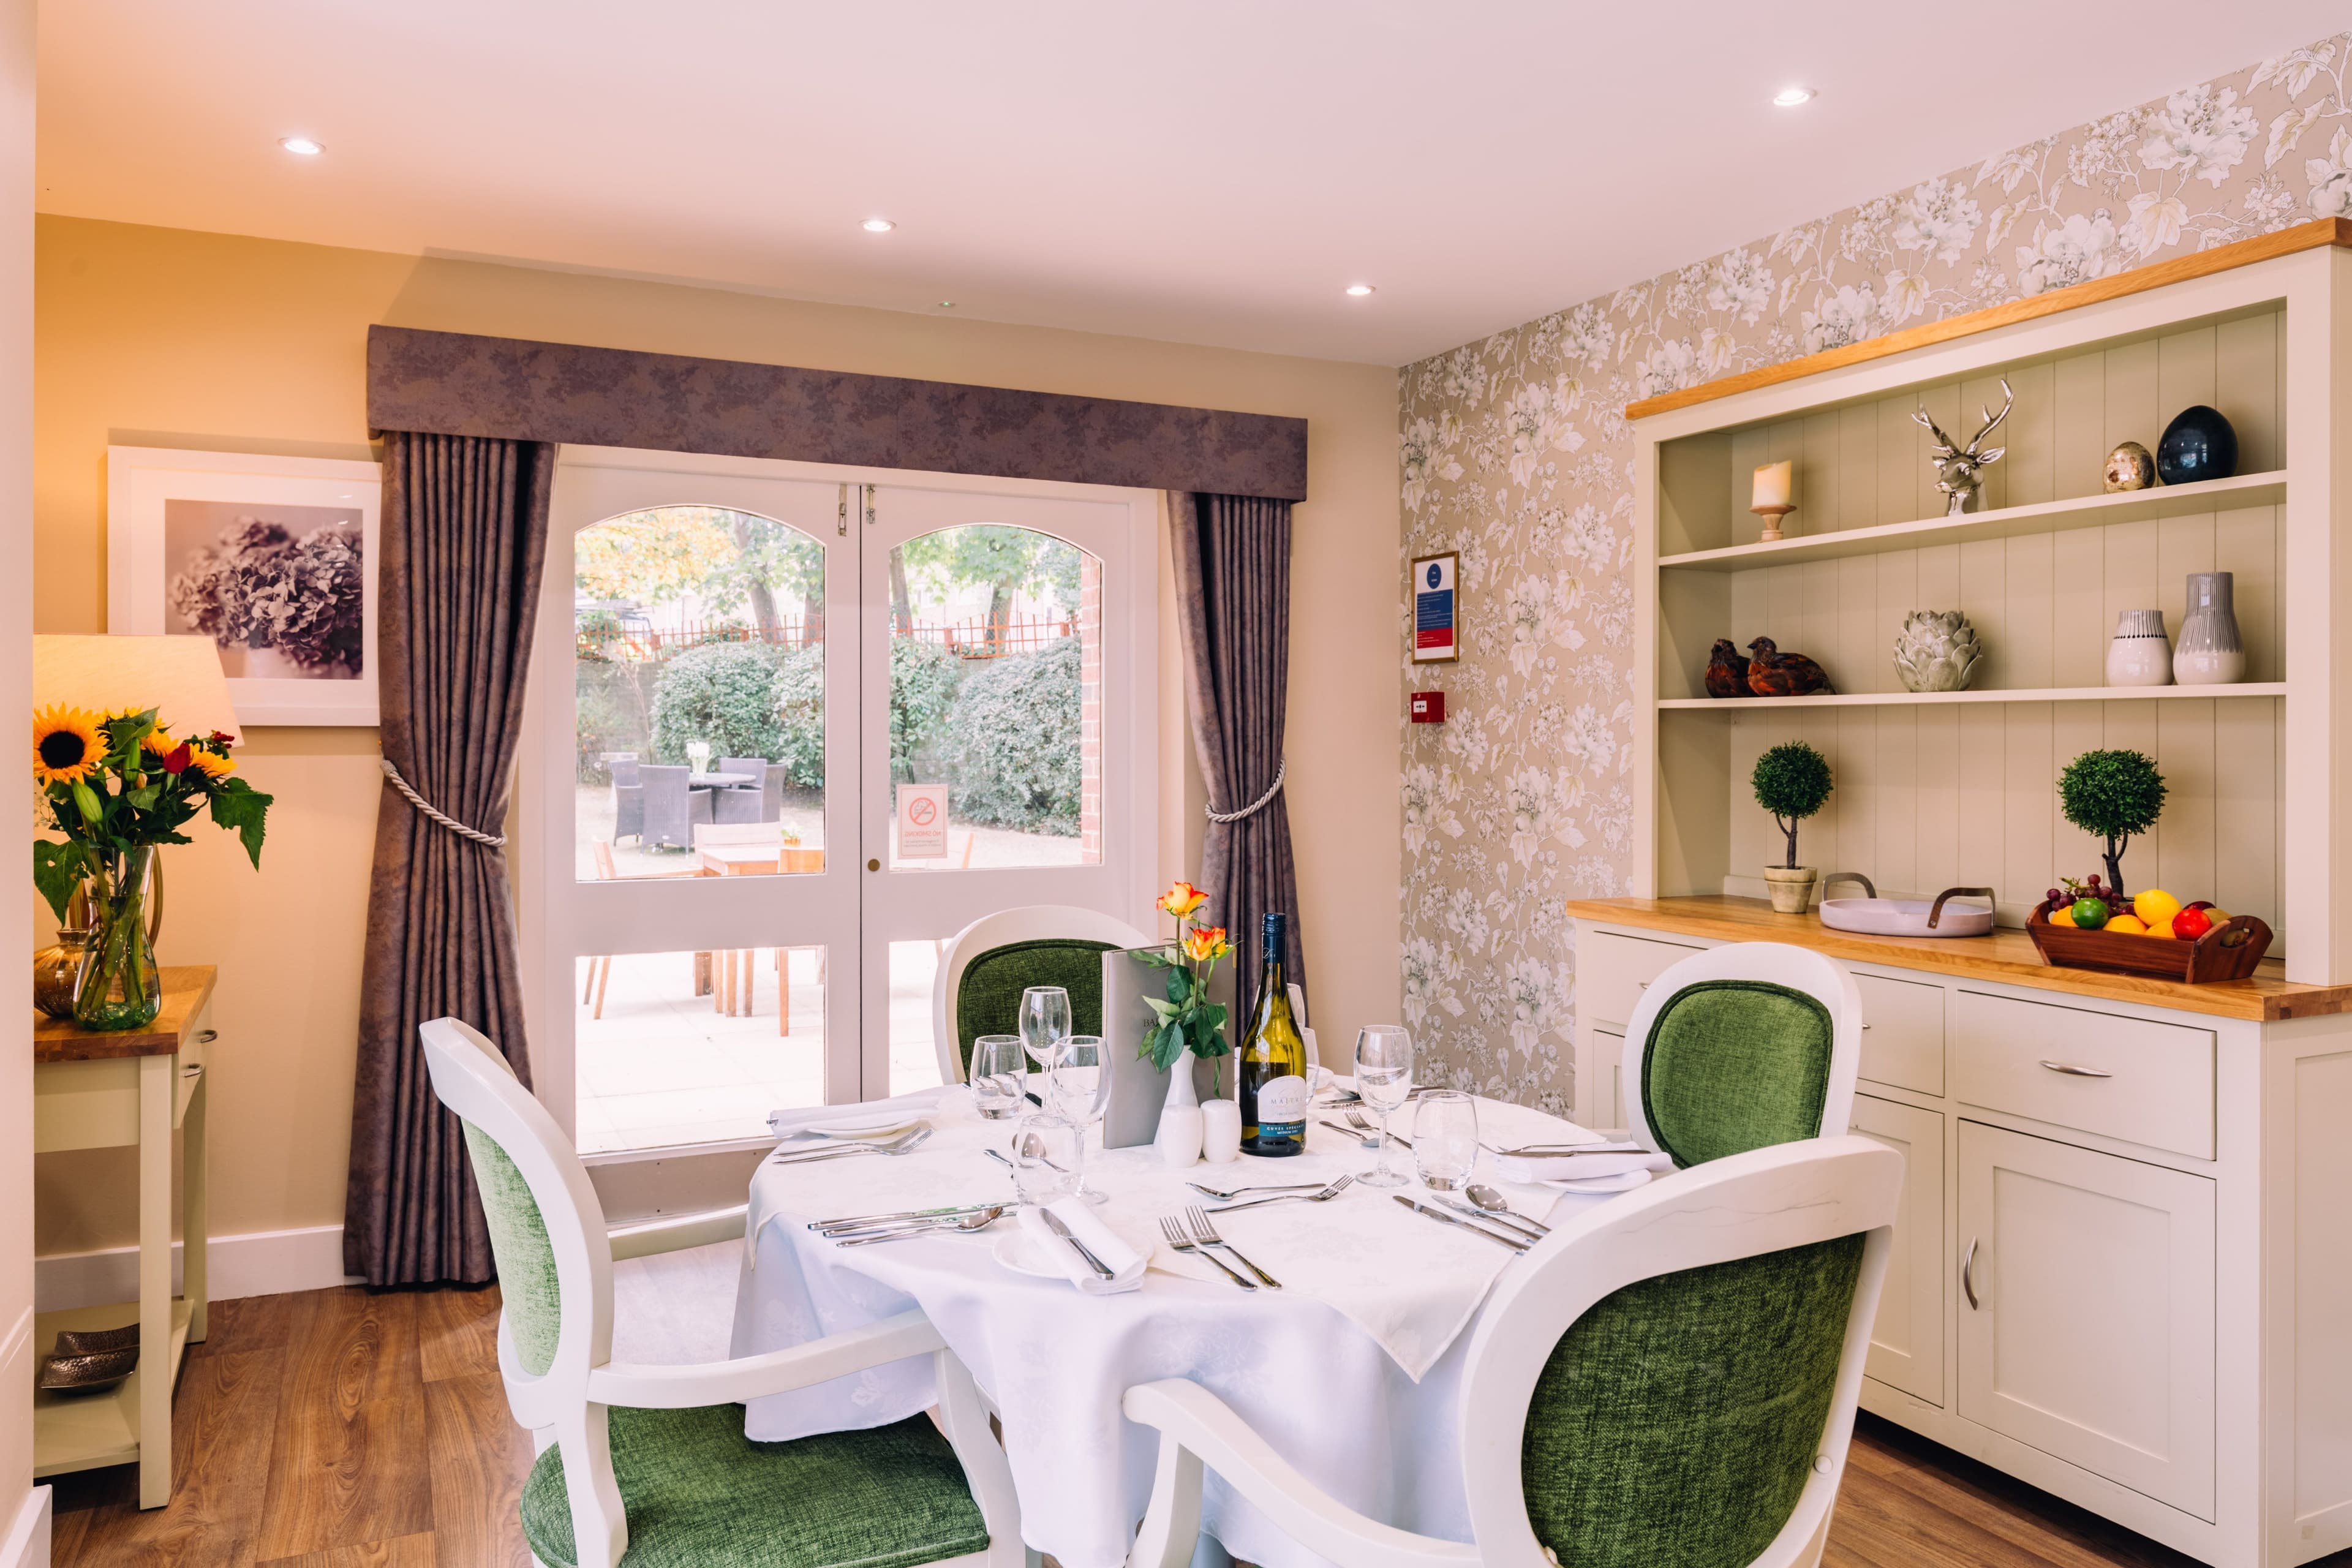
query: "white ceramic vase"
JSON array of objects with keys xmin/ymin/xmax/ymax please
[
  {"xmin": 1200, "ymin": 1100, "xmax": 1241, "ymax": 1164},
  {"xmin": 2106, "ymin": 609, "xmax": 2173, "ymax": 687},
  {"xmin": 1155, "ymin": 1055, "xmax": 1202, "ymax": 1169},
  {"xmin": 2173, "ymin": 572, "xmax": 2245, "ymax": 685}
]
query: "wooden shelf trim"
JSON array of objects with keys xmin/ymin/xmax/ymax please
[
  {"xmin": 1626, "ymin": 219, "xmax": 2352, "ymax": 421},
  {"xmin": 1566, "ymin": 895, "xmax": 2352, "ymax": 1022},
  {"xmin": 31, "ymin": 1297, "xmax": 194, "ymax": 1477},
  {"xmin": 1659, "ymin": 682, "xmax": 2286, "ymax": 710},
  {"xmin": 32, "ymin": 966, "xmax": 217, "ymax": 1062},
  {"xmin": 1657, "ymin": 472, "xmax": 2286, "ymax": 572}
]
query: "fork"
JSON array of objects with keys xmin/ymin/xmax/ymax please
[
  {"xmin": 1341, "ymin": 1108, "xmax": 1412, "ymax": 1147},
  {"xmin": 1160, "ymin": 1215, "xmax": 1256, "ymax": 1291},
  {"xmin": 769, "ymin": 1126, "xmax": 934, "ymax": 1166},
  {"xmin": 1206, "ymin": 1174, "xmax": 1355, "ymax": 1214},
  {"xmin": 1186, "ymin": 1205, "xmax": 1280, "ymax": 1289},
  {"xmin": 1185, "ymin": 1178, "xmax": 1329, "ymax": 1201}
]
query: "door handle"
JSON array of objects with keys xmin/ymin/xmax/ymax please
[
  {"xmin": 2037, "ymin": 1060, "xmax": 2113, "ymax": 1078},
  {"xmin": 1962, "ymin": 1237, "xmax": 1980, "ymax": 1310},
  {"xmin": 867, "ymin": 858, "xmax": 881, "ymax": 872}
]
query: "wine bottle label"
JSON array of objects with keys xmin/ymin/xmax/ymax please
[{"xmin": 1255, "ymin": 1074, "xmax": 1308, "ymax": 1129}]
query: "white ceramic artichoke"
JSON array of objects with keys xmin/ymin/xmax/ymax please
[{"xmin": 1892, "ymin": 610, "xmax": 1983, "ymax": 693}]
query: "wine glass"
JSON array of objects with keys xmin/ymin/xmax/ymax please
[
  {"xmin": 1412, "ymin": 1090, "xmax": 1479, "ymax": 1192},
  {"xmin": 969, "ymin": 1035, "xmax": 1027, "ymax": 1120},
  {"xmin": 1009, "ymin": 1112, "xmax": 1083, "ymax": 1208},
  {"xmin": 1020, "ymin": 986, "xmax": 1072, "ymax": 1072},
  {"xmin": 1354, "ymin": 1025, "xmax": 1414, "ymax": 1188},
  {"xmin": 1049, "ymin": 1035, "xmax": 1114, "ymax": 1204}
]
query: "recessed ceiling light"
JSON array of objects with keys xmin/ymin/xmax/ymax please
[
  {"xmin": 279, "ymin": 136, "xmax": 325, "ymax": 156},
  {"xmin": 1345, "ymin": 283, "xmax": 1376, "ymax": 297},
  {"xmin": 1772, "ymin": 87, "xmax": 1816, "ymax": 107},
  {"xmin": 861, "ymin": 217, "xmax": 896, "ymax": 233}
]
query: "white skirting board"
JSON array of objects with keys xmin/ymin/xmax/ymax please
[
  {"xmin": 34, "ymin": 1223, "xmax": 360, "ymax": 1313},
  {"xmin": 0, "ymin": 1487, "xmax": 50, "ymax": 1568}
]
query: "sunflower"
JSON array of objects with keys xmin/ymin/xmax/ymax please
[
  {"xmin": 184, "ymin": 744, "xmax": 236, "ymax": 783},
  {"xmin": 32, "ymin": 706, "xmax": 102, "ymax": 788},
  {"xmin": 140, "ymin": 726, "xmax": 175, "ymax": 761}
]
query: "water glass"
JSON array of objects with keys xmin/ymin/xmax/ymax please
[
  {"xmin": 1020, "ymin": 986, "xmax": 1072, "ymax": 1071},
  {"xmin": 970, "ymin": 1034, "xmax": 1028, "ymax": 1120},
  {"xmin": 1354, "ymin": 1024, "xmax": 1414, "ymax": 1189},
  {"xmin": 1009, "ymin": 1113, "xmax": 1083, "ymax": 1207},
  {"xmin": 1049, "ymin": 1035, "xmax": 1114, "ymax": 1204},
  {"xmin": 1412, "ymin": 1090, "xmax": 1479, "ymax": 1192}
]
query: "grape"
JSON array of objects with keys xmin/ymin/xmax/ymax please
[{"xmin": 2045, "ymin": 888, "xmax": 2062, "ymax": 903}]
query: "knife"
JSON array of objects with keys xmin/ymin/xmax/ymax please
[
  {"xmin": 1391, "ymin": 1194, "xmax": 1529, "ymax": 1253},
  {"xmin": 1040, "ymin": 1208, "xmax": 1117, "ymax": 1280},
  {"xmin": 810, "ymin": 1203, "xmax": 998, "ymax": 1232},
  {"xmin": 1495, "ymin": 1140, "xmax": 1648, "ymax": 1157},
  {"xmin": 1427, "ymin": 1194, "xmax": 1547, "ymax": 1243}
]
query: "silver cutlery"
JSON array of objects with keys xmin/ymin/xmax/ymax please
[
  {"xmin": 1185, "ymin": 1178, "xmax": 1330, "ymax": 1201},
  {"xmin": 1341, "ymin": 1108, "xmax": 1412, "ymax": 1147},
  {"xmin": 1317, "ymin": 1118, "xmax": 1380, "ymax": 1150},
  {"xmin": 1041, "ymin": 1207, "xmax": 1116, "ymax": 1280},
  {"xmin": 769, "ymin": 1126, "xmax": 933, "ymax": 1166},
  {"xmin": 1186, "ymin": 1205, "xmax": 1280, "ymax": 1289},
  {"xmin": 1392, "ymin": 1194, "xmax": 1529, "ymax": 1253},
  {"xmin": 1491, "ymin": 1140, "xmax": 1646, "ymax": 1158},
  {"xmin": 1465, "ymin": 1183, "xmax": 1551, "ymax": 1236},
  {"xmin": 810, "ymin": 1202, "xmax": 1000, "ymax": 1232},
  {"xmin": 831, "ymin": 1208, "xmax": 1006, "ymax": 1245},
  {"xmin": 1159, "ymin": 1215, "xmax": 1257, "ymax": 1291},
  {"xmin": 1428, "ymin": 1194, "xmax": 1545, "ymax": 1244},
  {"xmin": 1205, "ymin": 1174, "xmax": 1355, "ymax": 1214}
]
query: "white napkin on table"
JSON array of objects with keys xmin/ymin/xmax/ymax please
[
  {"xmin": 767, "ymin": 1087, "xmax": 949, "ymax": 1141},
  {"xmin": 1494, "ymin": 1148, "xmax": 1675, "ymax": 1185},
  {"xmin": 1016, "ymin": 1199, "xmax": 1146, "ymax": 1295}
]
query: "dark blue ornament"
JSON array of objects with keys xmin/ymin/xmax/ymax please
[{"xmin": 2156, "ymin": 404, "xmax": 2237, "ymax": 486}]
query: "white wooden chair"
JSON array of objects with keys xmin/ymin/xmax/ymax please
[
  {"xmin": 1123, "ymin": 1135, "xmax": 1901, "ymax": 1568},
  {"xmin": 418, "ymin": 1017, "xmax": 1022, "ymax": 1568},
  {"xmin": 1615, "ymin": 941, "xmax": 1863, "ymax": 1163},
  {"xmin": 930, "ymin": 905, "xmax": 1153, "ymax": 1084}
]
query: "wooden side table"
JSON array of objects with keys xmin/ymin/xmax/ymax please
[{"xmin": 31, "ymin": 965, "xmax": 216, "ymax": 1509}]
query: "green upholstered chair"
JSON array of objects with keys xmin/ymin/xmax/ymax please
[
  {"xmin": 1616, "ymin": 942, "xmax": 1863, "ymax": 1167},
  {"xmin": 1123, "ymin": 1136, "xmax": 1902, "ymax": 1568},
  {"xmin": 930, "ymin": 905, "xmax": 1153, "ymax": 1084},
  {"xmin": 418, "ymin": 1017, "xmax": 1022, "ymax": 1568}
]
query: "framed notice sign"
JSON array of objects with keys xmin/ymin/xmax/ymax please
[
  {"xmin": 1411, "ymin": 551, "xmax": 1458, "ymax": 663},
  {"xmin": 897, "ymin": 782, "xmax": 950, "ymax": 859}
]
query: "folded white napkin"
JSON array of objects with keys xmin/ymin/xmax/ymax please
[
  {"xmin": 767, "ymin": 1087, "xmax": 949, "ymax": 1141},
  {"xmin": 1016, "ymin": 1199, "xmax": 1146, "ymax": 1295},
  {"xmin": 1494, "ymin": 1148, "xmax": 1675, "ymax": 1185}
]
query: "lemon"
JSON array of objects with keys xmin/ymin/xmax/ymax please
[
  {"xmin": 2106, "ymin": 913, "xmax": 2149, "ymax": 935},
  {"xmin": 2133, "ymin": 888, "xmax": 2182, "ymax": 930}
]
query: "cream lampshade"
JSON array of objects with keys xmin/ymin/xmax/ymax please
[{"xmin": 34, "ymin": 635, "xmax": 240, "ymax": 741}]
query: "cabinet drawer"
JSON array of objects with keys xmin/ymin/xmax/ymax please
[
  {"xmin": 1953, "ymin": 991, "xmax": 2214, "ymax": 1159},
  {"xmin": 1854, "ymin": 972, "xmax": 1944, "ymax": 1097},
  {"xmin": 1581, "ymin": 931, "xmax": 1702, "ymax": 1030}
]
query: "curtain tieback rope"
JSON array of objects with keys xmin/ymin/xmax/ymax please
[
  {"xmin": 379, "ymin": 757, "xmax": 508, "ymax": 848},
  {"xmin": 1205, "ymin": 756, "xmax": 1286, "ymax": 824}
]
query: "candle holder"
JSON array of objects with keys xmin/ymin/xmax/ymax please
[{"xmin": 1751, "ymin": 502, "xmax": 1795, "ymax": 543}]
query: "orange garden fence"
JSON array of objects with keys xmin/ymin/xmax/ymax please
[{"xmin": 577, "ymin": 614, "xmax": 1076, "ymax": 663}]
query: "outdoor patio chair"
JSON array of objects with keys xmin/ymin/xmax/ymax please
[
  {"xmin": 639, "ymin": 764, "xmax": 710, "ymax": 851},
  {"xmin": 714, "ymin": 760, "xmax": 783, "ymax": 825},
  {"xmin": 608, "ymin": 755, "xmax": 643, "ymax": 844}
]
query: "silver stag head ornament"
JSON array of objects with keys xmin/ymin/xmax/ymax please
[{"xmin": 1912, "ymin": 378, "xmax": 2013, "ymax": 516}]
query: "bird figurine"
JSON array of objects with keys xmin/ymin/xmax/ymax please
[
  {"xmin": 1705, "ymin": 639, "xmax": 1752, "ymax": 699},
  {"xmin": 1746, "ymin": 636, "xmax": 1836, "ymax": 697}
]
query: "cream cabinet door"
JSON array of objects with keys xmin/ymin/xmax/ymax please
[
  {"xmin": 1956, "ymin": 1120, "xmax": 2216, "ymax": 1520},
  {"xmin": 1852, "ymin": 1093, "xmax": 1943, "ymax": 1406},
  {"xmin": 1594, "ymin": 1028, "xmax": 1625, "ymax": 1130}
]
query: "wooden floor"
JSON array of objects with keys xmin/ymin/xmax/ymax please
[{"xmin": 47, "ymin": 1281, "xmax": 2324, "ymax": 1568}]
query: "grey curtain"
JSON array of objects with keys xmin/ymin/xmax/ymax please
[
  {"xmin": 1168, "ymin": 491, "xmax": 1305, "ymax": 998},
  {"xmin": 345, "ymin": 432, "xmax": 555, "ymax": 1287}
]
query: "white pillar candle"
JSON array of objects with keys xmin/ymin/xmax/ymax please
[{"xmin": 1752, "ymin": 459, "xmax": 1793, "ymax": 511}]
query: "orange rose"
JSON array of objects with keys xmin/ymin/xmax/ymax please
[
  {"xmin": 1183, "ymin": 925, "xmax": 1230, "ymax": 963},
  {"xmin": 1158, "ymin": 880, "xmax": 1208, "ymax": 919}
]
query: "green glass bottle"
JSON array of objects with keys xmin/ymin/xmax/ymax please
[{"xmin": 1236, "ymin": 911, "xmax": 1308, "ymax": 1157}]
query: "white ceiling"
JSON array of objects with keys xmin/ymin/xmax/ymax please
[{"xmin": 36, "ymin": 2, "xmax": 2351, "ymax": 366}]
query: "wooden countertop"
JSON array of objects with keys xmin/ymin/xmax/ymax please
[
  {"xmin": 33, "ymin": 966, "xmax": 217, "ymax": 1061},
  {"xmin": 1564, "ymin": 898, "xmax": 2352, "ymax": 1023}
]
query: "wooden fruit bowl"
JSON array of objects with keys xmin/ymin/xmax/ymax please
[{"xmin": 2026, "ymin": 901, "xmax": 2273, "ymax": 983}]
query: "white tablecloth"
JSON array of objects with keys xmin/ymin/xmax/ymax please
[{"xmin": 731, "ymin": 1091, "xmax": 1617, "ymax": 1568}]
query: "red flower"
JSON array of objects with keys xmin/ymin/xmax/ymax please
[
  {"xmin": 163, "ymin": 742, "xmax": 192, "ymax": 775},
  {"xmin": 207, "ymin": 730, "xmax": 235, "ymax": 746}
]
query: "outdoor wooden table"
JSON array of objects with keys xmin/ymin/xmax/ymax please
[{"xmin": 693, "ymin": 845, "xmax": 826, "ymax": 1023}]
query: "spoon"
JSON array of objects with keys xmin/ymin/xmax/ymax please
[
  {"xmin": 832, "ymin": 1207, "xmax": 1006, "ymax": 1245},
  {"xmin": 1466, "ymin": 1183, "xmax": 1551, "ymax": 1237}
]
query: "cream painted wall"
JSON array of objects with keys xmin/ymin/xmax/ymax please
[{"xmin": 32, "ymin": 215, "xmax": 1400, "ymax": 1259}]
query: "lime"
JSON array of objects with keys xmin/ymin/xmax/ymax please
[{"xmin": 2070, "ymin": 897, "xmax": 2110, "ymax": 930}]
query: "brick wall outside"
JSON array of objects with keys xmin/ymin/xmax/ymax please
[{"xmin": 1078, "ymin": 551, "xmax": 1102, "ymax": 864}]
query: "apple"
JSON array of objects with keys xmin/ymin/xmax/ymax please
[{"xmin": 2173, "ymin": 907, "xmax": 2214, "ymax": 941}]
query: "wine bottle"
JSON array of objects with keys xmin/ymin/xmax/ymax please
[{"xmin": 1236, "ymin": 911, "xmax": 1308, "ymax": 1157}]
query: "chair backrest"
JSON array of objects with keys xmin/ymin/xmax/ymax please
[
  {"xmin": 608, "ymin": 756, "xmax": 640, "ymax": 787},
  {"xmin": 1618, "ymin": 942, "xmax": 1860, "ymax": 1166},
  {"xmin": 638, "ymin": 763, "xmax": 688, "ymax": 799},
  {"xmin": 718, "ymin": 756, "xmax": 766, "ymax": 785},
  {"xmin": 418, "ymin": 1017, "xmax": 628, "ymax": 1565},
  {"xmin": 932, "ymin": 905, "xmax": 1155, "ymax": 1084},
  {"xmin": 1459, "ymin": 1136, "xmax": 1899, "ymax": 1568}
]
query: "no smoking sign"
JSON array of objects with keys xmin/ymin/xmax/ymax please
[{"xmin": 897, "ymin": 783, "xmax": 950, "ymax": 859}]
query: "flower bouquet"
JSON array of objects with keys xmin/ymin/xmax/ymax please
[
  {"xmin": 1132, "ymin": 880, "xmax": 1234, "ymax": 1077},
  {"xmin": 32, "ymin": 706, "xmax": 273, "ymax": 1030}
]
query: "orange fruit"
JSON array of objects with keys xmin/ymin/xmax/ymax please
[
  {"xmin": 2105, "ymin": 913, "xmax": 2149, "ymax": 935},
  {"xmin": 2133, "ymin": 888, "xmax": 2183, "ymax": 930}
]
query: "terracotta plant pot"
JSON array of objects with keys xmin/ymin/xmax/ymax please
[{"xmin": 1762, "ymin": 865, "xmax": 1819, "ymax": 914}]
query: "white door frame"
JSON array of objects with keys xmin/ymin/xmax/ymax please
[{"xmin": 517, "ymin": 443, "xmax": 1159, "ymax": 1152}]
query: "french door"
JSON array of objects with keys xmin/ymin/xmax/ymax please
[{"xmin": 520, "ymin": 447, "xmax": 1156, "ymax": 1154}]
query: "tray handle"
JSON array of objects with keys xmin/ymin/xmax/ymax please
[
  {"xmin": 1820, "ymin": 870, "xmax": 1875, "ymax": 902},
  {"xmin": 1928, "ymin": 887, "xmax": 1997, "ymax": 930}
]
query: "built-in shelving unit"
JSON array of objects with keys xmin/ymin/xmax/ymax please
[{"xmin": 1657, "ymin": 682, "xmax": 2288, "ymax": 710}]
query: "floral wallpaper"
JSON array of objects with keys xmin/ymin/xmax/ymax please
[{"xmin": 1397, "ymin": 31, "xmax": 2352, "ymax": 1111}]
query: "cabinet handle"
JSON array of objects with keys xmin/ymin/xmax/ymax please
[
  {"xmin": 1860, "ymin": 1024, "xmax": 1872, "ymax": 1031},
  {"xmin": 195, "ymin": 1029, "xmax": 217, "ymax": 1044},
  {"xmin": 2037, "ymin": 1059, "xmax": 2113, "ymax": 1079},
  {"xmin": 1962, "ymin": 1237, "xmax": 1980, "ymax": 1310}
]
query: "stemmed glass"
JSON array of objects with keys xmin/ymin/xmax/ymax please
[
  {"xmin": 1049, "ymin": 1035, "xmax": 1114, "ymax": 1205},
  {"xmin": 1020, "ymin": 986, "xmax": 1072, "ymax": 1072},
  {"xmin": 1354, "ymin": 1024, "xmax": 1414, "ymax": 1188}
]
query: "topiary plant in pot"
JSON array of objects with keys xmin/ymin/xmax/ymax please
[
  {"xmin": 2057, "ymin": 748, "xmax": 2166, "ymax": 899},
  {"xmin": 1752, "ymin": 741, "xmax": 1834, "ymax": 913}
]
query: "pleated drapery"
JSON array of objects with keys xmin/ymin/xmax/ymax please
[
  {"xmin": 1167, "ymin": 491, "xmax": 1306, "ymax": 997},
  {"xmin": 345, "ymin": 432, "xmax": 555, "ymax": 1287}
]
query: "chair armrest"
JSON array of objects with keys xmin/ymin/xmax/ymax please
[
  {"xmin": 588, "ymin": 1308, "xmax": 944, "ymax": 1408},
  {"xmin": 1122, "ymin": 1380, "xmax": 1480, "ymax": 1568},
  {"xmin": 608, "ymin": 1204, "xmax": 748, "ymax": 1261}
]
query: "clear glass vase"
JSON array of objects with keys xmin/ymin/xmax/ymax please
[{"xmin": 75, "ymin": 845, "xmax": 160, "ymax": 1031}]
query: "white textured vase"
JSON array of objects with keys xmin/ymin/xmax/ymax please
[
  {"xmin": 2105, "ymin": 609, "xmax": 2173, "ymax": 688},
  {"xmin": 2173, "ymin": 571, "xmax": 2245, "ymax": 685},
  {"xmin": 1155, "ymin": 1056, "xmax": 1202, "ymax": 1169}
]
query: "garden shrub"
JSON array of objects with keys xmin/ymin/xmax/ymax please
[
  {"xmin": 940, "ymin": 636, "xmax": 1080, "ymax": 834},
  {"xmin": 769, "ymin": 646, "xmax": 826, "ymax": 788},
  {"xmin": 890, "ymin": 638, "xmax": 963, "ymax": 783}
]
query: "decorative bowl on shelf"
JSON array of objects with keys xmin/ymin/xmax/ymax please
[
  {"xmin": 1817, "ymin": 875, "xmax": 1996, "ymax": 937},
  {"xmin": 2026, "ymin": 901, "xmax": 2271, "ymax": 983}
]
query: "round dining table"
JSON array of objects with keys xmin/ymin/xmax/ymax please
[
  {"xmin": 684, "ymin": 771, "xmax": 755, "ymax": 790},
  {"xmin": 731, "ymin": 1087, "xmax": 1619, "ymax": 1568}
]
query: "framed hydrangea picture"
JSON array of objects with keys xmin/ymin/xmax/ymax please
[{"xmin": 106, "ymin": 446, "xmax": 383, "ymax": 725}]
